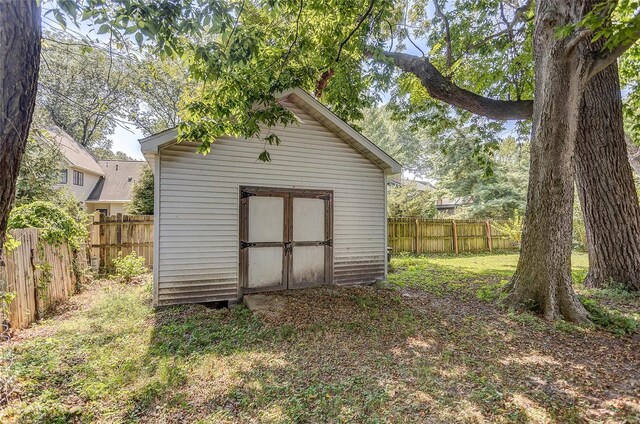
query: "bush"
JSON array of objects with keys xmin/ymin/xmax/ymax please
[
  {"xmin": 492, "ymin": 210, "xmax": 524, "ymax": 248},
  {"xmin": 572, "ymin": 197, "xmax": 588, "ymax": 251},
  {"xmin": 8, "ymin": 201, "xmax": 88, "ymax": 249},
  {"xmin": 112, "ymin": 252, "xmax": 148, "ymax": 282},
  {"xmin": 387, "ymin": 184, "xmax": 436, "ymax": 218},
  {"xmin": 54, "ymin": 190, "xmax": 91, "ymax": 226}
]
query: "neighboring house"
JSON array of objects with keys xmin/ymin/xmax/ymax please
[
  {"xmin": 393, "ymin": 177, "xmax": 472, "ymax": 215},
  {"xmin": 436, "ymin": 197, "xmax": 473, "ymax": 214},
  {"xmin": 51, "ymin": 126, "xmax": 104, "ymax": 202},
  {"xmin": 140, "ymin": 88, "xmax": 401, "ymax": 306},
  {"xmin": 86, "ymin": 160, "xmax": 146, "ymax": 215},
  {"xmin": 50, "ymin": 126, "xmax": 145, "ymax": 215}
]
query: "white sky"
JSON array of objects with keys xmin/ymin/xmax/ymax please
[{"xmin": 110, "ymin": 123, "xmax": 145, "ymax": 160}]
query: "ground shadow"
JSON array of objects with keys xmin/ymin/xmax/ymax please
[{"xmin": 131, "ymin": 283, "xmax": 639, "ymax": 422}]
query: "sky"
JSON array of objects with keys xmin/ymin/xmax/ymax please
[{"xmin": 110, "ymin": 123, "xmax": 145, "ymax": 160}]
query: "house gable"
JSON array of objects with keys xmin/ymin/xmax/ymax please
[{"xmin": 139, "ymin": 88, "xmax": 401, "ymax": 175}]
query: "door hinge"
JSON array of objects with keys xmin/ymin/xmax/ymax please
[
  {"xmin": 319, "ymin": 239, "xmax": 333, "ymax": 246},
  {"xmin": 241, "ymin": 190, "xmax": 255, "ymax": 199},
  {"xmin": 240, "ymin": 241, "xmax": 256, "ymax": 249},
  {"xmin": 319, "ymin": 194, "xmax": 331, "ymax": 201}
]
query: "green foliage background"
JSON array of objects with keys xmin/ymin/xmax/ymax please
[
  {"xmin": 8, "ymin": 201, "xmax": 89, "ymax": 250},
  {"xmin": 128, "ymin": 164, "xmax": 154, "ymax": 215}
]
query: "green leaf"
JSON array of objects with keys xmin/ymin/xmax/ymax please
[
  {"xmin": 97, "ymin": 24, "xmax": 110, "ymax": 35},
  {"xmin": 258, "ymin": 150, "xmax": 271, "ymax": 162}
]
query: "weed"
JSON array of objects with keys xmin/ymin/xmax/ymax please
[
  {"xmin": 581, "ymin": 297, "xmax": 639, "ymax": 336},
  {"xmin": 111, "ymin": 251, "xmax": 148, "ymax": 283}
]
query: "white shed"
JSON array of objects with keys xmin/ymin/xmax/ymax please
[{"xmin": 140, "ymin": 88, "xmax": 401, "ymax": 306}]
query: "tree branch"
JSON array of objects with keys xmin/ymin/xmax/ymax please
[
  {"xmin": 432, "ymin": 0, "xmax": 452, "ymax": 68},
  {"xmin": 588, "ymin": 17, "xmax": 640, "ymax": 80},
  {"xmin": 381, "ymin": 51, "xmax": 533, "ymax": 120},
  {"xmin": 565, "ymin": 29, "xmax": 592, "ymax": 55},
  {"xmin": 336, "ymin": 0, "xmax": 375, "ymax": 62}
]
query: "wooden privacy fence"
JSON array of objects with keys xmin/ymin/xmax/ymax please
[
  {"xmin": 0, "ymin": 228, "xmax": 89, "ymax": 330},
  {"xmin": 388, "ymin": 218, "xmax": 517, "ymax": 254},
  {"xmin": 88, "ymin": 214, "xmax": 514, "ymax": 270},
  {"xmin": 90, "ymin": 213, "xmax": 154, "ymax": 272}
]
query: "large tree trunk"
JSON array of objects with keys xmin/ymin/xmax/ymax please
[
  {"xmin": 0, "ymin": 1, "xmax": 41, "ymax": 257},
  {"xmin": 575, "ymin": 63, "xmax": 640, "ymax": 291},
  {"xmin": 504, "ymin": 0, "xmax": 589, "ymax": 322}
]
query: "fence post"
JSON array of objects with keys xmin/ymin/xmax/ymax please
[
  {"xmin": 452, "ymin": 219, "xmax": 459, "ymax": 254},
  {"xmin": 90, "ymin": 212, "xmax": 100, "ymax": 272},
  {"xmin": 415, "ymin": 218, "xmax": 420, "ymax": 254},
  {"xmin": 485, "ymin": 220, "xmax": 493, "ymax": 252}
]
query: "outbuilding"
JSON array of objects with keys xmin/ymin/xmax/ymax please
[{"xmin": 140, "ymin": 88, "xmax": 401, "ymax": 306}]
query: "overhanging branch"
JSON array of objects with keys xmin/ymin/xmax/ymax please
[
  {"xmin": 588, "ymin": 16, "xmax": 640, "ymax": 80},
  {"xmin": 382, "ymin": 51, "xmax": 533, "ymax": 120}
]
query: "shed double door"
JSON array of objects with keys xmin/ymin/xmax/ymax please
[{"xmin": 239, "ymin": 186, "xmax": 333, "ymax": 292}]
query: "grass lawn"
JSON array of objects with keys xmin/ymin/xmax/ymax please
[{"xmin": 2, "ymin": 252, "xmax": 639, "ymax": 423}]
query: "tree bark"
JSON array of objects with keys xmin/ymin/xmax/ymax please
[
  {"xmin": 0, "ymin": 1, "xmax": 41, "ymax": 256},
  {"xmin": 575, "ymin": 63, "xmax": 640, "ymax": 291},
  {"xmin": 503, "ymin": 0, "xmax": 589, "ymax": 322}
]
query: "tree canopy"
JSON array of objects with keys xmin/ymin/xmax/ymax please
[
  {"xmin": 128, "ymin": 164, "xmax": 154, "ymax": 215},
  {"xmin": 44, "ymin": 0, "xmax": 638, "ymax": 157}
]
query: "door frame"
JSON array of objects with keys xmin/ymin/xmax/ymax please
[{"xmin": 238, "ymin": 186, "xmax": 334, "ymax": 294}]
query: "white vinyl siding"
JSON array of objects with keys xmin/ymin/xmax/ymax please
[{"xmin": 156, "ymin": 97, "xmax": 386, "ymax": 305}]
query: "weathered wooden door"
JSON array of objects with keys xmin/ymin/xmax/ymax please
[{"xmin": 239, "ymin": 187, "xmax": 333, "ymax": 293}]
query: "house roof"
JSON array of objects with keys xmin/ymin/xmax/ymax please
[
  {"xmin": 86, "ymin": 160, "xmax": 146, "ymax": 202},
  {"xmin": 139, "ymin": 88, "xmax": 402, "ymax": 175},
  {"xmin": 401, "ymin": 179, "xmax": 436, "ymax": 191},
  {"xmin": 46, "ymin": 126, "xmax": 104, "ymax": 175}
]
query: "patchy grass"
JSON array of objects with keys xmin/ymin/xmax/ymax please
[{"xmin": 1, "ymin": 253, "xmax": 639, "ymax": 423}]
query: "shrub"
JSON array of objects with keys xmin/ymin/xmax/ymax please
[
  {"xmin": 112, "ymin": 252, "xmax": 148, "ymax": 282},
  {"xmin": 492, "ymin": 210, "xmax": 524, "ymax": 248},
  {"xmin": 387, "ymin": 184, "xmax": 436, "ymax": 218},
  {"xmin": 8, "ymin": 201, "xmax": 88, "ymax": 249},
  {"xmin": 572, "ymin": 198, "xmax": 588, "ymax": 251}
]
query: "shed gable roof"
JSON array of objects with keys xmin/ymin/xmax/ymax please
[{"xmin": 139, "ymin": 88, "xmax": 401, "ymax": 175}]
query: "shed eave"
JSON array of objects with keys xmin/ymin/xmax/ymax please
[
  {"xmin": 284, "ymin": 88, "xmax": 402, "ymax": 175},
  {"xmin": 139, "ymin": 128, "xmax": 178, "ymax": 154}
]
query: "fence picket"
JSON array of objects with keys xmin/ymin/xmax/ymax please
[{"xmin": 0, "ymin": 229, "xmax": 88, "ymax": 330}]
